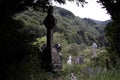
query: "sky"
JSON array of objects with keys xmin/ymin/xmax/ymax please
[{"xmin": 53, "ymin": 0, "xmax": 111, "ymax": 21}]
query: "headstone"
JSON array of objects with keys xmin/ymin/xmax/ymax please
[
  {"xmin": 51, "ymin": 44, "xmax": 62, "ymax": 71},
  {"xmin": 67, "ymin": 55, "xmax": 72, "ymax": 64},
  {"xmin": 42, "ymin": 6, "xmax": 56, "ymax": 72},
  {"xmin": 91, "ymin": 42, "xmax": 98, "ymax": 58},
  {"xmin": 75, "ymin": 56, "xmax": 84, "ymax": 64}
]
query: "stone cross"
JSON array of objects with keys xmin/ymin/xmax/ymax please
[{"xmin": 43, "ymin": 6, "xmax": 56, "ymax": 71}]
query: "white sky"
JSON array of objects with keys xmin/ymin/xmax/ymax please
[{"xmin": 53, "ymin": 0, "xmax": 111, "ymax": 21}]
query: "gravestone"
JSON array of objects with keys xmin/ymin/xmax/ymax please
[
  {"xmin": 75, "ymin": 56, "xmax": 84, "ymax": 64},
  {"xmin": 42, "ymin": 6, "xmax": 56, "ymax": 72},
  {"xmin": 67, "ymin": 55, "xmax": 72, "ymax": 64},
  {"xmin": 91, "ymin": 42, "xmax": 98, "ymax": 58}
]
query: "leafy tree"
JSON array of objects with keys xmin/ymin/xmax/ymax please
[
  {"xmin": 1, "ymin": 0, "xmax": 119, "ymax": 79},
  {"xmin": 98, "ymin": 0, "xmax": 120, "ymax": 68},
  {"xmin": 105, "ymin": 21, "xmax": 120, "ymax": 68},
  {"xmin": 0, "ymin": 0, "xmax": 87, "ymax": 79},
  {"xmin": 98, "ymin": 0, "xmax": 120, "ymax": 22}
]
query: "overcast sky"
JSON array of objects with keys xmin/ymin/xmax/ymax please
[{"xmin": 53, "ymin": 0, "xmax": 111, "ymax": 21}]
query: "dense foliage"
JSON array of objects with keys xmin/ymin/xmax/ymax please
[
  {"xmin": 98, "ymin": 0, "xmax": 120, "ymax": 22},
  {"xmin": 0, "ymin": 0, "xmax": 119, "ymax": 79},
  {"xmin": 54, "ymin": 7, "xmax": 107, "ymax": 46},
  {"xmin": 18, "ymin": 6, "xmax": 109, "ymax": 66},
  {"xmin": 0, "ymin": 5, "xmax": 108, "ymax": 79},
  {"xmin": 98, "ymin": 0, "xmax": 120, "ymax": 67}
]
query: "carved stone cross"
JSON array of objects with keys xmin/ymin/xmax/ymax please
[{"xmin": 43, "ymin": 6, "xmax": 56, "ymax": 71}]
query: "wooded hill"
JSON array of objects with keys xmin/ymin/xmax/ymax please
[{"xmin": 15, "ymin": 6, "xmax": 110, "ymax": 47}]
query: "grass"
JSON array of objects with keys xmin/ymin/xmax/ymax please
[
  {"xmin": 89, "ymin": 69, "xmax": 120, "ymax": 80},
  {"xmin": 36, "ymin": 48, "xmax": 120, "ymax": 80},
  {"xmin": 57, "ymin": 63, "xmax": 120, "ymax": 80}
]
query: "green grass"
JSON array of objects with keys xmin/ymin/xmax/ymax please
[
  {"xmin": 89, "ymin": 69, "xmax": 120, "ymax": 80},
  {"xmin": 57, "ymin": 64, "xmax": 120, "ymax": 80}
]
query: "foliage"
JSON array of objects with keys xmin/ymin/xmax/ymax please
[
  {"xmin": 89, "ymin": 69, "xmax": 120, "ymax": 80},
  {"xmin": 58, "ymin": 49, "xmax": 120, "ymax": 80},
  {"xmin": 67, "ymin": 43, "xmax": 81, "ymax": 56},
  {"xmin": 17, "ymin": 7, "xmax": 107, "ymax": 65},
  {"xmin": 104, "ymin": 21, "xmax": 120, "ymax": 68},
  {"xmin": 98, "ymin": 0, "xmax": 120, "ymax": 22},
  {"xmin": 105, "ymin": 22, "xmax": 120, "ymax": 56},
  {"xmin": 33, "ymin": 36, "xmax": 47, "ymax": 47},
  {"xmin": 0, "ymin": 0, "xmax": 115, "ymax": 79},
  {"xmin": 98, "ymin": 0, "xmax": 120, "ymax": 68},
  {"xmin": 0, "ymin": 18, "xmax": 34, "ymax": 80},
  {"xmin": 54, "ymin": 7, "xmax": 106, "ymax": 46},
  {"xmin": 53, "ymin": 32, "xmax": 68, "ymax": 47}
]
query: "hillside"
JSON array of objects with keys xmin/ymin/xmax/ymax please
[
  {"xmin": 54, "ymin": 7, "xmax": 108, "ymax": 46},
  {"xmin": 2, "ymin": 6, "xmax": 110, "ymax": 79},
  {"xmin": 15, "ymin": 6, "xmax": 109, "ymax": 47},
  {"xmin": 84, "ymin": 18, "xmax": 111, "ymax": 26}
]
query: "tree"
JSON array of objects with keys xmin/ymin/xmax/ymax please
[
  {"xmin": 98, "ymin": 0, "xmax": 120, "ymax": 22},
  {"xmin": 0, "ymin": 0, "xmax": 87, "ymax": 79},
  {"xmin": 98, "ymin": 0, "xmax": 120, "ymax": 68},
  {"xmin": 104, "ymin": 21, "xmax": 120, "ymax": 68},
  {"xmin": 1, "ymin": 0, "xmax": 120, "ymax": 78}
]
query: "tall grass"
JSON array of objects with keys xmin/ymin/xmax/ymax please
[
  {"xmin": 59, "ymin": 64, "xmax": 120, "ymax": 80},
  {"xmin": 89, "ymin": 69, "xmax": 120, "ymax": 80}
]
